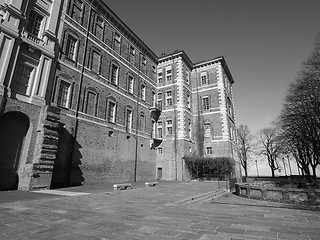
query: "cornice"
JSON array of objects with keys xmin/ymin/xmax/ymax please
[
  {"xmin": 89, "ymin": 0, "xmax": 158, "ymax": 63},
  {"xmin": 158, "ymin": 50, "xmax": 193, "ymax": 69}
]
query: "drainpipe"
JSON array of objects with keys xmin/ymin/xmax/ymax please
[
  {"xmin": 134, "ymin": 54, "xmax": 141, "ymax": 182},
  {"xmin": 67, "ymin": 0, "xmax": 92, "ymax": 185}
]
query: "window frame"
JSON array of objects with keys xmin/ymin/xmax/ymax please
[
  {"xmin": 202, "ymin": 96, "xmax": 210, "ymax": 111},
  {"xmin": 110, "ymin": 63, "xmax": 119, "ymax": 85},
  {"xmin": 127, "ymin": 75, "xmax": 134, "ymax": 94},
  {"xmin": 113, "ymin": 32, "xmax": 121, "ymax": 53},
  {"xmin": 11, "ymin": 62, "xmax": 35, "ymax": 96},
  {"xmin": 166, "ymin": 67, "xmax": 172, "ymax": 82},
  {"xmin": 166, "ymin": 119, "xmax": 173, "ymax": 135},
  {"xmin": 206, "ymin": 147, "xmax": 213, "ymax": 155},
  {"xmin": 204, "ymin": 122, "xmax": 211, "ymax": 138},
  {"xmin": 126, "ymin": 108, "xmax": 133, "ymax": 133},
  {"xmin": 141, "ymin": 84, "xmax": 146, "ymax": 101},
  {"xmin": 90, "ymin": 49, "xmax": 101, "ymax": 74},
  {"xmin": 68, "ymin": 0, "xmax": 83, "ymax": 24},
  {"xmin": 57, "ymin": 80, "xmax": 72, "ymax": 108},
  {"xmin": 201, "ymin": 72, "xmax": 207, "ymax": 85},
  {"xmin": 107, "ymin": 100, "xmax": 116, "ymax": 123},
  {"xmin": 27, "ymin": 10, "xmax": 44, "ymax": 38},
  {"xmin": 166, "ymin": 90, "xmax": 173, "ymax": 106},
  {"xmin": 157, "ymin": 121, "xmax": 163, "ymax": 139},
  {"xmin": 65, "ymin": 34, "xmax": 78, "ymax": 61}
]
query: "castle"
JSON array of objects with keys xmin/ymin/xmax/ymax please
[{"xmin": 0, "ymin": 0, "xmax": 237, "ymax": 190}]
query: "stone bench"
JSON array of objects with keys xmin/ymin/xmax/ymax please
[
  {"xmin": 145, "ymin": 182, "xmax": 158, "ymax": 187},
  {"xmin": 113, "ymin": 183, "xmax": 132, "ymax": 191}
]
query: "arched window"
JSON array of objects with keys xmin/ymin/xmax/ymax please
[
  {"xmin": 106, "ymin": 97, "xmax": 117, "ymax": 123},
  {"xmin": 85, "ymin": 88, "xmax": 98, "ymax": 116},
  {"xmin": 139, "ymin": 112, "xmax": 145, "ymax": 132}
]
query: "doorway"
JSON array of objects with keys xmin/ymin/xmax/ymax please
[{"xmin": 0, "ymin": 112, "xmax": 29, "ymax": 190}]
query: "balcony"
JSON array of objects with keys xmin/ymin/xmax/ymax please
[
  {"xmin": 150, "ymin": 138, "xmax": 162, "ymax": 149},
  {"xmin": 21, "ymin": 30, "xmax": 44, "ymax": 47},
  {"xmin": 150, "ymin": 103, "xmax": 161, "ymax": 121}
]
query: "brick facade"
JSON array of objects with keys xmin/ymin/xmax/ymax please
[
  {"xmin": 0, "ymin": 0, "xmax": 238, "ymax": 190},
  {"xmin": 50, "ymin": 0, "xmax": 158, "ymax": 187}
]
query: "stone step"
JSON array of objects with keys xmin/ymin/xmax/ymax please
[{"xmin": 174, "ymin": 189, "xmax": 227, "ymax": 205}]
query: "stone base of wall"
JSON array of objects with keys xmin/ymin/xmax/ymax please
[{"xmin": 235, "ymin": 183, "xmax": 320, "ymax": 205}]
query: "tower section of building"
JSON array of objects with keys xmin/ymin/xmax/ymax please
[
  {"xmin": 192, "ymin": 57, "xmax": 236, "ymax": 159},
  {"xmin": 156, "ymin": 51, "xmax": 194, "ymax": 181}
]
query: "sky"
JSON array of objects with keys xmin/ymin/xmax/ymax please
[{"xmin": 103, "ymin": 0, "xmax": 320, "ymax": 175}]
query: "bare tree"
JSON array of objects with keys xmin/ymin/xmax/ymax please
[
  {"xmin": 236, "ymin": 125, "xmax": 254, "ymax": 177},
  {"xmin": 257, "ymin": 127, "xmax": 283, "ymax": 177},
  {"xmin": 277, "ymin": 33, "xmax": 320, "ymax": 180}
]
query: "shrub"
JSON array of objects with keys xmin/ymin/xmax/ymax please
[{"xmin": 184, "ymin": 156, "xmax": 235, "ymax": 180}]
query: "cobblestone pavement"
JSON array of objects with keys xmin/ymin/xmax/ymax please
[{"xmin": 0, "ymin": 182, "xmax": 319, "ymax": 240}]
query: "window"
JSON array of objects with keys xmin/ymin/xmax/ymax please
[
  {"xmin": 139, "ymin": 113, "xmax": 145, "ymax": 132},
  {"xmin": 110, "ymin": 64, "xmax": 119, "ymax": 85},
  {"xmin": 129, "ymin": 46, "xmax": 135, "ymax": 64},
  {"xmin": 188, "ymin": 120, "xmax": 192, "ymax": 139},
  {"xmin": 202, "ymin": 96, "xmax": 210, "ymax": 110},
  {"xmin": 57, "ymin": 81, "xmax": 71, "ymax": 108},
  {"xmin": 113, "ymin": 32, "xmax": 121, "ymax": 53},
  {"xmin": 90, "ymin": 50, "xmax": 101, "ymax": 74},
  {"xmin": 126, "ymin": 108, "xmax": 133, "ymax": 133},
  {"xmin": 166, "ymin": 119, "xmax": 173, "ymax": 135},
  {"xmin": 158, "ymin": 147, "xmax": 163, "ymax": 154},
  {"xmin": 206, "ymin": 147, "xmax": 213, "ymax": 155},
  {"xmin": 204, "ymin": 123, "xmax": 211, "ymax": 138},
  {"xmin": 141, "ymin": 84, "xmax": 146, "ymax": 101},
  {"xmin": 152, "ymin": 90, "xmax": 156, "ymax": 107},
  {"xmin": 68, "ymin": 0, "xmax": 83, "ymax": 23},
  {"xmin": 27, "ymin": 10, "xmax": 44, "ymax": 37},
  {"xmin": 227, "ymin": 97, "xmax": 233, "ymax": 117},
  {"xmin": 128, "ymin": 75, "xmax": 134, "ymax": 94},
  {"xmin": 151, "ymin": 119, "xmax": 156, "ymax": 138},
  {"xmin": 157, "ymin": 100, "xmax": 162, "ymax": 111},
  {"xmin": 158, "ymin": 71, "xmax": 163, "ymax": 83},
  {"xmin": 93, "ymin": 15, "xmax": 103, "ymax": 38},
  {"xmin": 107, "ymin": 101, "xmax": 116, "ymax": 123},
  {"xmin": 11, "ymin": 63, "xmax": 34, "ymax": 95},
  {"xmin": 166, "ymin": 67, "xmax": 172, "ymax": 81},
  {"xmin": 201, "ymin": 72, "xmax": 207, "ymax": 85},
  {"xmin": 142, "ymin": 56, "xmax": 146, "ymax": 65},
  {"xmin": 186, "ymin": 70, "xmax": 190, "ymax": 84},
  {"xmin": 140, "ymin": 54, "xmax": 147, "ymax": 73},
  {"xmin": 157, "ymin": 121, "xmax": 163, "ymax": 138},
  {"xmin": 85, "ymin": 91, "xmax": 97, "ymax": 116},
  {"xmin": 152, "ymin": 66, "xmax": 156, "ymax": 74},
  {"xmin": 166, "ymin": 90, "xmax": 172, "ymax": 106},
  {"xmin": 224, "ymin": 73, "xmax": 231, "ymax": 93},
  {"xmin": 186, "ymin": 93, "xmax": 191, "ymax": 109},
  {"xmin": 66, "ymin": 34, "xmax": 77, "ymax": 61}
]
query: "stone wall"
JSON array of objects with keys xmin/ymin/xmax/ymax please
[{"xmin": 236, "ymin": 183, "xmax": 320, "ymax": 205}]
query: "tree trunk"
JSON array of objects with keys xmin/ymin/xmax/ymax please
[
  {"xmin": 311, "ymin": 165, "xmax": 317, "ymax": 179},
  {"xmin": 271, "ymin": 168, "xmax": 275, "ymax": 177}
]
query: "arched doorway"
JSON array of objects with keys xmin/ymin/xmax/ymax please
[{"xmin": 0, "ymin": 112, "xmax": 29, "ymax": 191}]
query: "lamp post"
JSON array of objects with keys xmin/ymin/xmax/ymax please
[{"xmin": 255, "ymin": 159, "xmax": 259, "ymax": 178}]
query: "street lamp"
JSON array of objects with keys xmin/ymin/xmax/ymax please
[{"xmin": 255, "ymin": 160, "xmax": 259, "ymax": 178}]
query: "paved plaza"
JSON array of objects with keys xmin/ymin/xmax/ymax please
[{"xmin": 0, "ymin": 181, "xmax": 319, "ymax": 240}]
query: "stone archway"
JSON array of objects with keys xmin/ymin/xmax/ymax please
[{"xmin": 0, "ymin": 112, "xmax": 29, "ymax": 191}]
